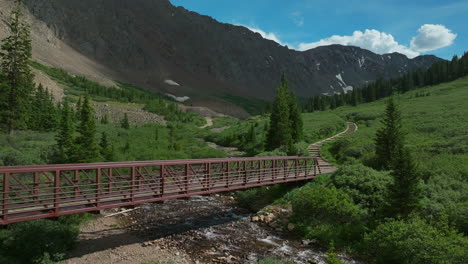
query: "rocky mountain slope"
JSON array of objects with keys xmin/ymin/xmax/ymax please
[{"xmin": 0, "ymin": 0, "xmax": 441, "ymax": 115}]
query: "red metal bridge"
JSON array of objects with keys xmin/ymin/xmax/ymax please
[
  {"xmin": 0, "ymin": 157, "xmax": 329, "ymax": 225},
  {"xmin": 0, "ymin": 122, "xmax": 357, "ymax": 225}
]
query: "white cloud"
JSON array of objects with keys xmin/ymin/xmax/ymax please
[
  {"xmin": 410, "ymin": 24, "xmax": 457, "ymax": 52},
  {"xmin": 237, "ymin": 23, "xmax": 456, "ymax": 58},
  {"xmin": 290, "ymin": 11, "xmax": 304, "ymax": 27},
  {"xmin": 237, "ymin": 24, "xmax": 284, "ymax": 45},
  {"xmin": 298, "ymin": 24, "xmax": 456, "ymax": 58},
  {"xmin": 298, "ymin": 29, "xmax": 419, "ymax": 58}
]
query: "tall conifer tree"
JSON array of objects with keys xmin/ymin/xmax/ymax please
[
  {"xmin": 0, "ymin": 1, "xmax": 34, "ymax": 134},
  {"xmin": 375, "ymin": 98, "xmax": 422, "ymax": 217},
  {"xmin": 375, "ymin": 97, "xmax": 404, "ymax": 170},
  {"xmin": 74, "ymin": 96, "xmax": 99, "ymax": 163},
  {"xmin": 55, "ymin": 100, "xmax": 75, "ymax": 163},
  {"xmin": 266, "ymin": 74, "xmax": 304, "ymax": 152},
  {"xmin": 387, "ymin": 147, "xmax": 422, "ymax": 217},
  {"xmin": 266, "ymin": 74, "xmax": 292, "ymax": 150},
  {"xmin": 289, "ymin": 90, "xmax": 303, "ymax": 143},
  {"xmin": 99, "ymin": 132, "xmax": 114, "ymax": 162}
]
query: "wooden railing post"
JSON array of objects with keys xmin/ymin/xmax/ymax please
[
  {"xmin": 2, "ymin": 173, "xmax": 9, "ymax": 222},
  {"xmin": 54, "ymin": 170, "xmax": 60, "ymax": 215}
]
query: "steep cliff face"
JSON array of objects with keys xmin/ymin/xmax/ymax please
[{"xmin": 1, "ymin": 0, "xmax": 442, "ymax": 114}]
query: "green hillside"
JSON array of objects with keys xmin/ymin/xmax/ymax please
[{"xmin": 308, "ymin": 77, "xmax": 468, "ymax": 233}]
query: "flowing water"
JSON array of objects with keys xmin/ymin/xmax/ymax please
[{"xmin": 128, "ymin": 195, "xmax": 363, "ymax": 264}]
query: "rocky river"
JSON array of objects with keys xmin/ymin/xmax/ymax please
[{"xmin": 124, "ymin": 194, "xmax": 363, "ymax": 264}]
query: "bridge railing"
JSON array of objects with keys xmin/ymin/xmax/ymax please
[{"xmin": 0, "ymin": 156, "xmax": 323, "ymax": 225}]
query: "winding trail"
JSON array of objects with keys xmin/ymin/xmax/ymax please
[
  {"xmin": 308, "ymin": 122, "xmax": 358, "ymax": 174},
  {"xmin": 199, "ymin": 117, "xmax": 214, "ymax": 128}
]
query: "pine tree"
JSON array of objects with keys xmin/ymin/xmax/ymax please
[
  {"xmin": 55, "ymin": 100, "xmax": 75, "ymax": 163},
  {"xmin": 74, "ymin": 95, "xmax": 99, "ymax": 163},
  {"xmin": 375, "ymin": 97, "xmax": 404, "ymax": 170},
  {"xmin": 0, "ymin": 1, "xmax": 34, "ymax": 134},
  {"xmin": 121, "ymin": 113, "xmax": 130, "ymax": 129},
  {"xmin": 387, "ymin": 147, "xmax": 422, "ymax": 218},
  {"xmin": 247, "ymin": 123, "xmax": 257, "ymax": 143},
  {"xmin": 266, "ymin": 74, "xmax": 292, "ymax": 150},
  {"xmin": 100, "ymin": 114, "xmax": 109, "ymax": 124},
  {"xmin": 29, "ymin": 84, "xmax": 58, "ymax": 131},
  {"xmin": 99, "ymin": 132, "xmax": 114, "ymax": 161},
  {"xmin": 288, "ymin": 90, "xmax": 303, "ymax": 143}
]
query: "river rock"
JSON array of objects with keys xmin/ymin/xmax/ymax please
[
  {"xmin": 251, "ymin": 216, "xmax": 260, "ymax": 222},
  {"xmin": 264, "ymin": 213, "xmax": 274, "ymax": 223}
]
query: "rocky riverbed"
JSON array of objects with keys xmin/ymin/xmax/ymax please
[{"xmin": 63, "ymin": 194, "xmax": 364, "ymax": 264}]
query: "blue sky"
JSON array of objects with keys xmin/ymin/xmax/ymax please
[{"xmin": 169, "ymin": 0, "xmax": 467, "ymax": 59}]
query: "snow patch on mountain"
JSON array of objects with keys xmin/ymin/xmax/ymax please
[
  {"xmin": 164, "ymin": 79, "xmax": 180, "ymax": 86},
  {"xmin": 358, "ymin": 56, "xmax": 366, "ymax": 68},
  {"xmin": 165, "ymin": 93, "xmax": 190, "ymax": 102},
  {"xmin": 335, "ymin": 73, "xmax": 354, "ymax": 94}
]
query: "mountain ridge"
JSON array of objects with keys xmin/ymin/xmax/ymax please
[{"xmin": 0, "ymin": 0, "xmax": 442, "ymax": 116}]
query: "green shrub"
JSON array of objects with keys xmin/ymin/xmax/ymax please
[
  {"xmin": 362, "ymin": 217, "xmax": 468, "ymax": 264},
  {"xmin": 326, "ymin": 252, "xmax": 345, "ymax": 264},
  {"xmin": 291, "ymin": 185, "xmax": 366, "ymax": 224},
  {"xmin": 255, "ymin": 149, "xmax": 288, "ymax": 157},
  {"xmin": 236, "ymin": 184, "xmax": 296, "ymax": 211},
  {"xmin": 290, "ymin": 185, "xmax": 367, "ymax": 247},
  {"xmin": 0, "ymin": 148, "xmax": 37, "ymax": 166},
  {"xmin": 330, "ymin": 164, "xmax": 391, "ymax": 216},
  {"xmin": 0, "ymin": 219, "xmax": 80, "ymax": 263}
]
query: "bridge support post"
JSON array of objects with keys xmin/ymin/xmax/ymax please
[
  {"xmin": 74, "ymin": 170, "xmax": 79, "ymax": 199},
  {"xmin": 131, "ymin": 167, "xmax": 136, "ymax": 203},
  {"xmin": 2, "ymin": 173, "xmax": 9, "ymax": 222},
  {"xmin": 295, "ymin": 159, "xmax": 298, "ymax": 179},
  {"xmin": 54, "ymin": 170, "xmax": 60, "ymax": 216},
  {"xmin": 185, "ymin": 164, "xmax": 189, "ymax": 193},
  {"xmin": 33, "ymin": 172, "xmax": 39, "ymax": 202},
  {"xmin": 96, "ymin": 168, "xmax": 101, "ymax": 208},
  {"xmin": 284, "ymin": 159, "xmax": 287, "ymax": 180},
  {"xmin": 207, "ymin": 163, "xmax": 211, "ymax": 191},
  {"xmin": 242, "ymin": 161, "xmax": 247, "ymax": 185},
  {"xmin": 160, "ymin": 165, "xmax": 165, "ymax": 197},
  {"xmin": 225, "ymin": 162, "xmax": 230, "ymax": 188},
  {"xmin": 272, "ymin": 160, "xmax": 276, "ymax": 181}
]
